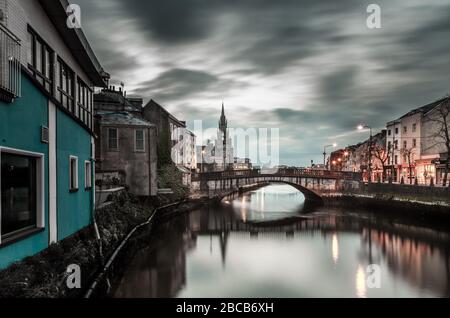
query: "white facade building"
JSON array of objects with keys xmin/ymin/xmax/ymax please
[{"xmin": 386, "ymin": 98, "xmax": 449, "ymax": 184}]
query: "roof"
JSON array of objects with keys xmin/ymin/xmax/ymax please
[
  {"xmin": 144, "ymin": 99, "xmax": 186, "ymax": 127},
  {"xmin": 96, "ymin": 111, "xmax": 155, "ymax": 127},
  {"xmin": 38, "ymin": 0, "xmax": 107, "ymax": 87},
  {"xmin": 94, "ymin": 89, "xmax": 140, "ymax": 112},
  {"xmin": 396, "ymin": 98, "xmax": 447, "ymax": 121}
]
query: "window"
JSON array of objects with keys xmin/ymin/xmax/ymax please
[
  {"xmin": 403, "ymin": 141, "xmax": 408, "ymax": 149},
  {"xmin": 394, "ymin": 155, "xmax": 398, "ymax": 165},
  {"xmin": 388, "ymin": 130, "xmax": 391, "ymax": 136},
  {"xmin": 108, "ymin": 128, "xmax": 119, "ymax": 150},
  {"xmin": 412, "ymin": 123, "xmax": 417, "ymax": 132},
  {"xmin": 395, "ymin": 128, "xmax": 399, "ymax": 134},
  {"xmin": 57, "ymin": 59, "xmax": 75, "ymax": 111},
  {"xmin": 135, "ymin": 129, "xmax": 145, "ymax": 152},
  {"xmin": 69, "ymin": 156, "xmax": 78, "ymax": 191},
  {"xmin": 394, "ymin": 140, "xmax": 398, "ymax": 150},
  {"xmin": 0, "ymin": 148, "xmax": 44, "ymax": 242},
  {"xmin": 77, "ymin": 80, "xmax": 93, "ymax": 129},
  {"xmin": 27, "ymin": 28, "xmax": 53, "ymax": 93},
  {"xmin": 403, "ymin": 126, "xmax": 407, "ymax": 133},
  {"xmin": 84, "ymin": 161, "xmax": 92, "ymax": 189},
  {"xmin": 413, "ymin": 139, "xmax": 417, "ymax": 148},
  {"xmin": 388, "ymin": 141, "xmax": 392, "ymax": 150}
]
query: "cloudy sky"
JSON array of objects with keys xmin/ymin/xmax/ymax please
[{"xmin": 76, "ymin": 0, "xmax": 450, "ymax": 166}]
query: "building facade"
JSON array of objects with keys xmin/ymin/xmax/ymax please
[
  {"xmin": 0, "ymin": 0, "xmax": 106, "ymax": 268},
  {"xmin": 142, "ymin": 99, "xmax": 195, "ymax": 185},
  {"xmin": 386, "ymin": 98, "xmax": 449, "ymax": 184},
  {"xmin": 94, "ymin": 87, "xmax": 157, "ymax": 196},
  {"xmin": 337, "ymin": 131, "xmax": 387, "ymax": 182}
]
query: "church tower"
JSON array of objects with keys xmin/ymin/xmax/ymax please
[
  {"xmin": 218, "ymin": 102, "xmax": 228, "ymax": 171},
  {"xmin": 219, "ymin": 102, "xmax": 227, "ymax": 136}
]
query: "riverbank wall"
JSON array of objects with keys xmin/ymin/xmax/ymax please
[
  {"xmin": 339, "ymin": 181, "xmax": 450, "ymax": 205},
  {"xmin": 324, "ymin": 181, "xmax": 450, "ymax": 222}
]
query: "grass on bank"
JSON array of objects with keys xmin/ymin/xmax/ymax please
[{"xmin": 0, "ymin": 192, "xmax": 154, "ymax": 298}]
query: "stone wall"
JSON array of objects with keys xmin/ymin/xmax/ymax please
[{"xmin": 341, "ymin": 181, "xmax": 450, "ymax": 204}]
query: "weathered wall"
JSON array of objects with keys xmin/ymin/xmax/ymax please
[{"xmin": 98, "ymin": 125, "xmax": 157, "ymax": 196}]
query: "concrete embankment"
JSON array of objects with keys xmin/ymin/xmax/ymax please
[{"xmin": 323, "ymin": 193, "xmax": 450, "ymax": 222}]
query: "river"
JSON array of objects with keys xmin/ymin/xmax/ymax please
[{"xmin": 112, "ymin": 184, "xmax": 450, "ymax": 298}]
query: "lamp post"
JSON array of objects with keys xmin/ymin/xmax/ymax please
[
  {"xmin": 323, "ymin": 143, "xmax": 337, "ymax": 171},
  {"xmin": 358, "ymin": 125, "xmax": 373, "ymax": 182}
]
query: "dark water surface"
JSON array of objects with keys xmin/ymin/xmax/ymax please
[{"xmin": 113, "ymin": 184, "xmax": 450, "ymax": 298}]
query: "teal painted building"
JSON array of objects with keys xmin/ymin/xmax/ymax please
[{"xmin": 0, "ymin": 0, "xmax": 107, "ymax": 269}]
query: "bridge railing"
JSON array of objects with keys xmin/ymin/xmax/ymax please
[{"xmin": 192, "ymin": 168, "xmax": 362, "ymax": 182}]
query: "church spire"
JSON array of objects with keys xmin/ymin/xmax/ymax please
[{"xmin": 219, "ymin": 102, "xmax": 227, "ymax": 133}]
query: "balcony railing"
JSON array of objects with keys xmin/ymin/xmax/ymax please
[{"xmin": 0, "ymin": 23, "xmax": 21, "ymax": 102}]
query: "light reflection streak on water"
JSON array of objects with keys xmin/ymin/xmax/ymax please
[{"xmin": 356, "ymin": 265, "xmax": 367, "ymax": 298}]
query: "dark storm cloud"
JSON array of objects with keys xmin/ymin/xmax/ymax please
[
  {"xmin": 133, "ymin": 68, "xmax": 244, "ymax": 104},
  {"xmin": 115, "ymin": 0, "xmax": 216, "ymax": 43},
  {"xmin": 133, "ymin": 68, "xmax": 218, "ymax": 101},
  {"xmin": 116, "ymin": 0, "xmax": 361, "ymax": 44}
]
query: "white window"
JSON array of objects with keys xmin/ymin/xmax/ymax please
[
  {"xmin": 108, "ymin": 128, "xmax": 119, "ymax": 150},
  {"xmin": 135, "ymin": 129, "xmax": 145, "ymax": 152},
  {"xmin": 0, "ymin": 147, "xmax": 45, "ymax": 244},
  {"xmin": 69, "ymin": 156, "xmax": 78, "ymax": 191},
  {"xmin": 85, "ymin": 161, "xmax": 92, "ymax": 189}
]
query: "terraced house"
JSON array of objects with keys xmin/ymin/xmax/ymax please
[{"xmin": 0, "ymin": 0, "xmax": 107, "ymax": 268}]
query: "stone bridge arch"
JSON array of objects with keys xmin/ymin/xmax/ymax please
[{"xmin": 192, "ymin": 169, "xmax": 362, "ymax": 208}]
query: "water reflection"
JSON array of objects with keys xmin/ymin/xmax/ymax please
[
  {"xmin": 332, "ymin": 233, "xmax": 339, "ymax": 264},
  {"xmin": 231, "ymin": 184, "xmax": 305, "ymax": 223},
  {"xmin": 356, "ymin": 266, "xmax": 367, "ymax": 298},
  {"xmin": 112, "ymin": 185, "xmax": 450, "ymax": 298}
]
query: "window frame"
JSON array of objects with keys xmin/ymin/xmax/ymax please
[
  {"xmin": 77, "ymin": 79, "xmax": 93, "ymax": 130},
  {"xmin": 69, "ymin": 156, "xmax": 79, "ymax": 192},
  {"xmin": 108, "ymin": 128, "xmax": 119, "ymax": 151},
  {"xmin": 57, "ymin": 59, "xmax": 75, "ymax": 112},
  {"xmin": 0, "ymin": 147, "xmax": 45, "ymax": 245},
  {"xmin": 134, "ymin": 129, "xmax": 145, "ymax": 152},
  {"xmin": 26, "ymin": 28, "xmax": 54, "ymax": 94},
  {"xmin": 84, "ymin": 160, "xmax": 92, "ymax": 190}
]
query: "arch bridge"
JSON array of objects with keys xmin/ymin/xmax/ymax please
[{"xmin": 191, "ymin": 168, "xmax": 362, "ymax": 207}]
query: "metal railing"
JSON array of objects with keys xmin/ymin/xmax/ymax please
[{"xmin": 0, "ymin": 23, "xmax": 21, "ymax": 100}]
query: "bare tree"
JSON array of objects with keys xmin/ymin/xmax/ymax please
[
  {"xmin": 400, "ymin": 147, "xmax": 415, "ymax": 185},
  {"xmin": 424, "ymin": 97, "xmax": 450, "ymax": 186},
  {"xmin": 372, "ymin": 143, "xmax": 391, "ymax": 182}
]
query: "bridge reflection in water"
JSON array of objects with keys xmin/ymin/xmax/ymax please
[{"xmin": 112, "ymin": 185, "xmax": 450, "ymax": 298}]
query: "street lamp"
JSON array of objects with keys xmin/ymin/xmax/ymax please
[
  {"xmin": 358, "ymin": 124, "xmax": 373, "ymax": 182},
  {"xmin": 323, "ymin": 143, "xmax": 337, "ymax": 171}
]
